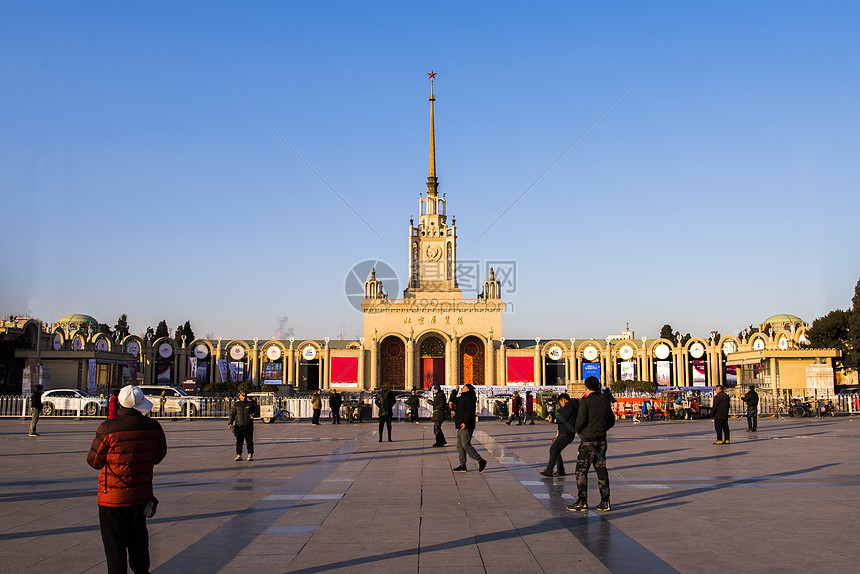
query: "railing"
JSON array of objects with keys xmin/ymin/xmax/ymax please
[{"xmin": 2, "ymin": 393, "xmax": 857, "ymax": 419}]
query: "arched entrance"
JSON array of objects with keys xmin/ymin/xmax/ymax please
[
  {"xmin": 420, "ymin": 336, "xmax": 445, "ymax": 389},
  {"xmin": 459, "ymin": 336, "xmax": 485, "ymax": 386},
  {"xmin": 380, "ymin": 336, "xmax": 406, "ymax": 390}
]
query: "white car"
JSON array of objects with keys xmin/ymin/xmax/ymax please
[
  {"xmin": 138, "ymin": 385, "xmax": 203, "ymax": 416},
  {"xmin": 41, "ymin": 389, "xmax": 108, "ymax": 416}
]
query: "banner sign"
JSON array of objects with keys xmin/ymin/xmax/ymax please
[
  {"xmin": 725, "ymin": 364, "xmax": 738, "ymax": 385},
  {"xmin": 506, "ymin": 356, "xmax": 535, "ymax": 383},
  {"xmin": 28, "ymin": 358, "xmax": 41, "ymax": 392},
  {"xmin": 691, "ymin": 360, "xmax": 706, "ymax": 386},
  {"xmin": 87, "ymin": 359, "xmax": 97, "ymax": 393},
  {"xmin": 657, "ymin": 361, "xmax": 671, "ymax": 385},
  {"xmin": 331, "ymin": 357, "xmax": 358, "ymax": 384},
  {"xmin": 127, "ymin": 358, "xmax": 138, "ymax": 383},
  {"xmin": 189, "ymin": 356, "xmax": 198, "ymax": 379},
  {"xmin": 217, "ymin": 359, "xmax": 228, "ymax": 383},
  {"xmin": 581, "ymin": 362, "xmax": 601, "ymax": 382},
  {"xmin": 620, "ymin": 361, "xmax": 635, "ymax": 381},
  {"xmin": 262, "ymin": 362, "xmax": 283, "ymax": 383}
]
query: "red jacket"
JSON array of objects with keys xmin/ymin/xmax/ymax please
[
  {"xmin": 108, "ymin": 396, "xmax": 119, "ymax": 419},
  {"xmin": 86, "ymin": 407, "xmax": 167, "ymax": 507}
]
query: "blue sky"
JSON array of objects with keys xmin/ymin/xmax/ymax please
[{"xmin": 3, "ymin": 1, "xmax": 859, "ymax": 341}]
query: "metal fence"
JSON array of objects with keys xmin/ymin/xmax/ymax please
[{"xmin": 2, "ymin": 392, "xmax": 857, "ymax": 420}]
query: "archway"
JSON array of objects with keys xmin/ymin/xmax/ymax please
[
  {"xmin": 380, "ymin": 336, "xmax": 406, "ymax": 390},
  {"xmin": 419, "ymin": 336, "xmax": 445, "ymax": 389},
  {"xmin": 459, "ymin": 336, "xmax": 485, "ymax": 386}
]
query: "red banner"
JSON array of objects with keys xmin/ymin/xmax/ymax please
[
  {"xmin": 421, "ymin": 358, "xmax": 444, "ymax": 388},
  {"xmin": 331, "ymin": 357, "xmax": 358, "ymax": 384},
  {"xmin": 506, "ymin": 356, "xmax": 534, "ymax": 383}
]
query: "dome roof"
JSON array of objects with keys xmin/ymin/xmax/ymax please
[
  {"xmin": 762, "ymin": 314, "xmax": 803, "ymax": 325},
  {"xmin": 57, "ymin": 313, "xmax": 99, "ymax": 325}
]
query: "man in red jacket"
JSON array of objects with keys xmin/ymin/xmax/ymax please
[{"xmin": 87, "ymin": 385, "xmax": 168, "ymax": 574}]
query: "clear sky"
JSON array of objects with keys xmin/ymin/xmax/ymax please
[{"xmin": 3, "ymin": 1, "xmax": 859, "ymax": 341}]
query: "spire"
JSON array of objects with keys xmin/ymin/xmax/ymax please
[{"xmin": 426, "ymin": 70, "xmax": 438, "ymax": 196}]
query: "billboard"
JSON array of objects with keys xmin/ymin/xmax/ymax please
[
  {"xmin": 691, "ymin": 360, "xmax": 706, "ymax": 386},
  {"xmin": 582, "ymin": 362, "xmax": 601, "ymax": 382},
  {"xmin": 620, "ymin": 361, "xmax": 636, "ymax": 381},
  {"xmin": 657, "ymin": 361, "xmax": 671, "ymax": 385}
]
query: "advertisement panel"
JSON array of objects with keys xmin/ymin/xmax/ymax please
[
  {"xmin": 657, "ymin": 361, "xmax": 671, "ymax": 385},
  {"xmin": 330, "ymin": 357, "xmax": 358, "ymax": 385},
  {"xmin": 581, "ymin": 362, "xmax": 601, "ymax": 382},
  {"xmin": 506, "ymin": 356, "xmax": 535, "ymax": 383},
  {"xmin": 691, "ymin": 360, "xmax": 706, "ymax": 386},
  {"xmin": 620, "ymin": 361, "xmax": 635, "ymax": 381},
  {"xmin": 217, "ymin": 359, "xmax": 228, "ymax": 383},
  {"xmin": 725, "ymin": 365, "xmax": 738, "ymax": 385},
  {"xmin": 87, "ymin": 359, "xmax": 97, "ymax": 393},
  {"xmin": 262, "ymin": 362, "xmax": 283, "ymax": 384}
]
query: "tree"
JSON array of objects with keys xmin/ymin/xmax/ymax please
[
  {"xmin": 659, "ymin": 324, "xmax": 674, "ymax": 340},
  {"xmin": 144, "ymin": 326, "xmax": 155, "ymax": 340},
  {"xmin": 806, "ymin": 309, "xmax": 850, "ymax": 367},
  {"xmin": 173, "ymin": 326, "xmax": 184, "ymax": 346},
  {"xmin": 848, "ymin": 276, "xmax": 860, "ymax": 370},
  {"xmin": 113, "ymin": 314, "xmax": 130, "ymax": 340},
  {"xmin": 98, "ymin": 323, "xmax": 112, "ymax": 335},
  {"xmin": 182, "ymin": 320, "xmax": 195, "ymax": 343},
  {"xmin": 154, "ymin": 320, "xmax": 169, "ymax": 339}
]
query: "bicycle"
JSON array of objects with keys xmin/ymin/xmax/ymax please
[{"xmin": 261, "ymin": 407, "xmax": 295, "ymax": 423}]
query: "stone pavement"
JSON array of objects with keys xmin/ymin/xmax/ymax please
[{"xmin": 1, "ymin": 414, "xmax": 859, "ymax": 573}]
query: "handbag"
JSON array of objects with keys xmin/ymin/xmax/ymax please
[{"xmin": 142, "ymin": 497, "xmax": 159, "ymax": 518}]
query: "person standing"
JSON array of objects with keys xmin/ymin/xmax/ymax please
[
  {"xmin": 87, "ymin": 385, "xmax": 167, "ymax": 574},
  {"xmin": 108, "ymin": 389, "xmax": 120, "ymax": 420},
  {"xmin": 540, "ymin": 393, "xmax": 578, "ymax": 477},
  {"xmin": 311, "ymin": 389, "xmax": 322, "ymax": 426},
  {"xmin": 329, "ymin": 390, "xmax": 342, "ymax": 424},
  {"xmin": 159, "ymin": 391, "xmax": 167, "ymax": 418},
  {"xmin": 451, "ymin": 384, "xmax": 487, "ymax": 473},
  {"xmin": 375, "ymin": 387, "xmax": 395, "ymax": 442},
  {"xmin": 430, "ymin": 385, "xmax": 448, "ymax": 447},
  {"xmin": 506, "ymin": 391, "xmax": 522, "ymax": 425},
  {"xmin": 712, "ymin": 385, "xmax": 731, "ymax": 444},
  {"xmin": 567, "ymin": 376, "xmax": 615, "ymax": 512},
  {"xmin": 741, "ymin": 386, "xmax": 759, "ymax": 432},
  {"xmin": 407, "ymin": 389, "xmax": 420, "ymax": 423},
  {"xmin": 524, "ymin": 391, "xmax": 536, "ymax": 425},
  {"xmin": 228, "ymin": 391, "xmax": 259, "ymax": 461},
  {"xmin": 28, "ymin": 384, "xmax": 43, "ymax": 436}
]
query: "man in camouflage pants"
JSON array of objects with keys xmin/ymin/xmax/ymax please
[{"xmin": 568, "ymin": 376, "xmax": 615, "ymax": 512}]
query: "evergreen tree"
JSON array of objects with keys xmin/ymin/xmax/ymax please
[
  {"xmin": 173, "ymin": 326, "xmax": 184, "ymax": 346},
  {"xmin": 806, "ymin": 309, "xmax": 850, "ymax": 368},
  {"xmin": 659, "ymin": 324, "xmax": 673, "ymax": 340},
  {"xmin": 182, "ymin": 320, "xmax": 195, "ymax": 343},
  {"xmin": 113, "ymin": 314, "xmax": 130, "ymax": 339},
  {"xmin": 848, "ymin": 276, "xmax": 860, "ymax": 370},
  {"xmin": 154, "ymin": 320, "xmax": 169, "ymax": 339}
]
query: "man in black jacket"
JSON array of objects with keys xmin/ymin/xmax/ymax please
[
  {"xmin": 329, "ymin": 390, "xmax": 343, "ymax": 424},
  {"xmin": 430, "ymin": 385, "xmax": 448, "ymax": 447},
  {"xmin": 29, "ymin": 384, "xmax": 43, "ymax": 436},
  {"xmin": 451, "ymin": 384, "xmax": 487, "ymax": 473},
  {"xmin": 711, "ymin": 385, "xmax": 731, "ymax": 444},
  {"xmin": 375, "ymin": 388, "xmax": 395, "ymax": 442},
  {"xmin": 568, "ymin": 377, "xmax": 615, "ymax": 512},
  {"xmin": 228, "ymin": 391, "xmax": 259, "ymax": 461},
  {"xmin": 741, "ymin": 386, "xmax": 758, "ymax": 432},
  {"xmin": 540, "ymin": 393, "xmax": 578, "ymax": 477}
]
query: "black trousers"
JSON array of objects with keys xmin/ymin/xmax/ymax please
[
  {"xmin": 312, "ymin": 409, "xmax": 321, "ymax": 425},
  {"xmin": 747, "ymin": 407, "xmax": 757, "ymax": 431},
  {"xmin": 99, "ymin": 504, "xmax": 149, "ymax": 574},
  {"xmin": 378, "ymin": 415, "xmax": 392, "ymax": 440},
  {"xmin": 433, "ymin": 420, "xmax": 446, "ymax": 445},
  {"xmin": 332, "ymin": 408, "xmax": 340, "ymax": 424},
  {"xmin": 714, "ymin": 418, "xmax": 730, "ymax": 442},
  {"xmin": 546, "ymin": 432, "xmax": 575, "ymax": 474},
  {"xmin": 234, "ymin": 424, "xmax": 254, "ymax": 455}
]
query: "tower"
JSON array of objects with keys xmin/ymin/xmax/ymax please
[{"xmin": 403, "ymin": 71, "xmax": 460, "ymax": 298}]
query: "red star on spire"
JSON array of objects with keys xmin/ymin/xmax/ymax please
[{"xmin": 428, "ymin": 70, "xmax": 436, "ymax": 80}]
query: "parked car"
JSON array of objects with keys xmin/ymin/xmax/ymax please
[
  {"xmin": 138, "ymin": 385, "xmax": 203, "ymax": 416},
  {"xmin": 41, "ymin": 389, "xmax": 107, "ymax": 416}
]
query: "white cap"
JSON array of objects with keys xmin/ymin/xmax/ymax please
[{"xmin": 118, "ymin": 385, "xmax": 153, "ymax": 413}]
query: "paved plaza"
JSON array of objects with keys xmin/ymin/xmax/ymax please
[{"xmin": 1, "ymin": 414, "xmax": 859, "ymax": 573}]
